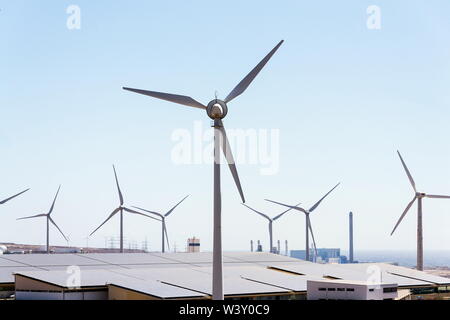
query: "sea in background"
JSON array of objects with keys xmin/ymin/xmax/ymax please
[{"xmin": 344, "ymin": 250, "xmax": 450, "ymax": 268}]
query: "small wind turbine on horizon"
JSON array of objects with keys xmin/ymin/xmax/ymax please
[
  {"xmin": 265, "ymin": 183, "xmax": 340, "ymax": 262},
  {"xmin": 1, "ymin": 188, "xmax": 29, "ymax": 206},
  {"xmin": 89, "ymin": 165, "xmax": 160, "ymax": 253},
  {"xmin": 242, "ymin": 202, "xmax": 300, "ymax": 253},
  {"xmin": 133, "ymin": 195, "xmax": 190, "ymax": 253},
  {"xmin": 123, "ymin": 40, "xmax": 284, "ymax": 300},
  {"xmin": 391, "ymin": 151, "xmax": 450, "ymax": 271},
  {"xmin": 17, "ymin": 186, "xmax": 67, "ymax": 254}
]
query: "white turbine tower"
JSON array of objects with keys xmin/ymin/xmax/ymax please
[
  {"xmin": 133, "ymin": 195, "xmax": 190, "ymax": 253},
  {"xmin": 17, "ymin": 186, "xmax": 67, "ymax": 254},
  {"xmin": 265, "ymin": 183, "xmax": 340, "ymax": 262},
  {"xmin": 242, "ymin": 203, "xmax": 300, "ymax": 253},
  {"xmin": 89, "ymin": 165, "xmax": 160, "ymax": 253},
  {"xmin": 123, "ymin": 40, "xmax": 283, "ymax": 300},
  {"xmin": 391, "ymin": 151, "xmax": 450, "ymax": 271}
]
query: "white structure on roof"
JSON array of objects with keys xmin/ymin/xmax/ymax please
[
  {"xmin": 187, "ymin": 237, "xmax": 200, "ymax": 253},
  {"xmin": 307, "ymin": 279, "xmax": 399, "ymax": 300}
]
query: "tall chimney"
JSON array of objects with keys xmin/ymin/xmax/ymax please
[
  {"xmin": 349, "ymin": 211, "xmax": 354, "ymax": 263},
  {"xmin": 277, "ymin": 240, "xmax": 280, "ymax": 254},
  {"xmin": 250, "ymin": 240, "xmax": 254, "ymax": 252},
  {"xmin": 285, "ymin": 240, "xmax": 288, "ymax": 256}
]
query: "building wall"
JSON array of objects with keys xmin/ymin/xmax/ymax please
[
  {"xmin": 108, "ymin": 285, "xmax": 160, "ymax": 300},
  {"xmin": 15, "ymin": 275, "xmax": 61, "ymax": 292},
  {"xmin": 16, "ymin": 289, "xmax": 107, "ymax": 300},
  {"xmin": 307, "ymin": 281, "xmax": 398, "ymax": 300}
]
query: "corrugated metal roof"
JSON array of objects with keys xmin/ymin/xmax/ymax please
[
  {"xmin": 3, "ymin": 252, "xmax": 449, "ymax": 298},
  {"xmin": 269, "ymin": 262, "xmax": 433, "ymax": 287},
  {"xmin": 344, "ymin": 263, "xmax": 450, "ymax": 285},
  {"xmin": 109, "ymin": 278, "xmax": 205, "ymax": 299}
]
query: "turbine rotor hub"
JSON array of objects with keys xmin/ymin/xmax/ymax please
[
  {"xmin": 207, "ymin": 99, "xmax": 228, "ymax": 120},
  {"xmin": 416, "ymin": 192, "xmax": 426, "ymax": 198}
]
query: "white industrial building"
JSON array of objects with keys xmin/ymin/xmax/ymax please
[
  {"xmin": 307, "ymin": 279, "xmax": 400, "ymax": 300},
  {"xmin": 0, "ymin": 252, "xmax": 448, "ymax": 300}
]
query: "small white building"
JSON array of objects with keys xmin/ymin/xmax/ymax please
[
  {"xmin": 187, "ymin": 237, "xmax": 200, "ymax": 253},
  {"xmin": 307, "ymin": 279, "xmax": 399, "ymax": 300}
]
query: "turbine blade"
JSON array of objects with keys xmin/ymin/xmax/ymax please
[
  {"xmin": 112, "ymin": 165, "xmax": 124, "ymax": 206},
  {"xmin": 425, "ymin": 194, "xmax": 450, "ymax": 199},
  {"xmin": 49, "ymin": 216, "xmax": 68, "ymax": 242},
  {"xmin": 224, "ymin": 40, "xmax": 284, "ymax": 103},
  {"xmin": 309, "ymin": 182, "xmax": 340, "ymax": 213},
  {"xmin": 164, "ymin": 223, "xmax": 170, "ymax": 252},
  {"xmin": 0, "ymin": 188, "xmax": 30, "ymax": 204},
  {"xmin": 131, "ymin": 206, "xmax": 163, "ymax": 218},
  {"xmin": 390, "ymin": 196, "xmax": 417, "ymax": 236},
  {"xmin": 265, "ymin": 199, "xmax": 307, "ymax": 214},
  {"xmin": 273, "ymin": 202, "xmax": 302, "ymax": 221},
  {"xmin": 242, "ymin": 203, "xmax": 271, "ymax": 221},
  {"xmin": 307, "ymin": 215, "xmax": 318, "ymax": 260},
  {"xmin": 90, "ymin": 207, "xmax": 121, "ymax": 236},
  {"xmin": 17, "ymin": 213, "xmax": 47, "ymax": 220},
  {"xmin": 123, "ymin": 207, "xmax": 161, "ymax": 221},
  {"xmin": 397, "ymin": 151, "xmax": 417, "ymax": 192},
  {"xmin": 217, "ymin": 120, "xmax": 245, "ymax": 203},
  {"xmin": 165, "ymin": 195, "xmax": 190, "ymax": 217},
  {"xmin": 48, "ymin": 185, "xmax": 61, "ymax": 215},
  {"xmin": 123, "ymin": 87, "xmax": 206, "ymax": 110}
]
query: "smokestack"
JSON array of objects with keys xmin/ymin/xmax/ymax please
[
  {"xmin": 285, "ymin": 240, "xmax": 288, "ymax": 256},
  {"xmin": 277, "ymin": 240, "xmax": 280, "ymax": 254},
  {"xmin": 349, "ymin": 211, "xmax": 354, "ymax": 263},
  {"xmin": 250, "ymin": 240, "xmax": 253, "ymax": 252},
  {"xmin": 257, "ymin": 240, "xmax": 262, "ymax": 252}
]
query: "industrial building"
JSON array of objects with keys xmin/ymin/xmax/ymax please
[
  {"xmin": 291, "ymin": 248, "xmax": 347, "ymax": 263},
  {"xmin": 307, "ymin": 279, "xmax": 403, "ymax": 300},
  {"xmin": 0, "ymin": 252, "xmax": 449, "ymax": 300}
]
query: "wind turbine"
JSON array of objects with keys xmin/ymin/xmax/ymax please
[
  {"xmin": 241, "ymin": 202, "xmax": 300, "ymax": 253},
  {"xmin": 391, "ymin": 151, "xmax": 450, "ymax": 271},
  {"xmin": 133, "ymin": 195, "xmax": 190, "ymax": 253},
  {"xmin": 1, "ymin": 188, "xmax": 29, "ymax": 206},
  {"xmin": 265, "ymin": 183, "xmax": 340, "ymax": 262},
  {"xmin": 17, "ymin": 185, "xmax": 67, "ymax": 254},
  {"xmin": 89, "ymin": 165, "xmax": 160, "ymax": 253},
  {"xmin": 123, "ymin": 40, "xmax": 283, "ymax": 300}
]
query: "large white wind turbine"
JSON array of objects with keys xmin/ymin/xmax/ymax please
[
  {"xmin": 123, "ymin": 40, "xmax": 283, "ymax": 299},
  {"xmin": 133, "ymin": 195, "xmax": 190, "ymax": 253},
  {"xmin": 265, "ymin": 183, "xmax": 340, "ymax": 262},
  {"xmin": 17, "ymin": 186, "xmax": 67, "ymax": 254},
  {"xmin": 242, "ymin": 203, "xmax": 300, "ymax": 253},
  {"xmin": 391, "ymin": 151, "xmax": 450, "ymax": 271},
  {"xmin": 89, "ymin": 166, "xmax": 160, "ymax": 253}
]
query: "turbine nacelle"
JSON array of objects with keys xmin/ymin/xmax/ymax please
[
  {"xmin": 416, "ymin": 192, "xmax": 426, "ymax": 198},
  {"xmin": 207, "ymin": 99, "xmax": 228, "ymax": 120}
]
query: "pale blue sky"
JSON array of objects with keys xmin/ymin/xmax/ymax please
[{"xmin": 1, "ymin": 1, "xmax": 450, "ymax": 255}]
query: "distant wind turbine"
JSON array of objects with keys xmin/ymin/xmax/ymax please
[
  {"xmin": 133, "ymin": 195, "xmax": 190, "ymax": 253},
  {"xmin": 241, "ymin": 202, "xmax": 300, "ymax": 253},
  {"xmin": 89, "ymin": 165, "xmax": 160, "ymax": 253},
  {"xmin": 17, "ymin": 186, "xmax": 66, "ymax": 254},
  {"xmin": 391, "ymin": 151, "xmax": 450, "ymax": 271},
  {"xmin": 265, "ymin": 183, "xmax": 340, "ymax": 262},
  {"xmin": 1, "ymin": 188, "xmax": 29, "ymax": 205}
]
